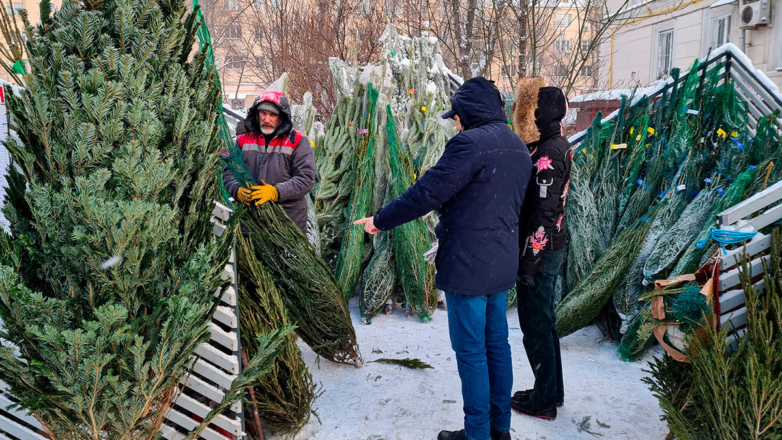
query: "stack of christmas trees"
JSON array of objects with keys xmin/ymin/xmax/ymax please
[{"xmin": 557, "ymin": 58, "xmax": 782, "ymax": 362}]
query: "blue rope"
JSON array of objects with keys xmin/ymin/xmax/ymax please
[{"xmin": 695, "ymin": 228, "xmax": 757, "ymax": 253}]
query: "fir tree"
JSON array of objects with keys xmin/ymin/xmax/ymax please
[
  {"xmin": 0, "ymin": 0, "xmax": 285, "ymax": 436},
  {"xmin": 643, "ymin": 228, "xmax": 782, "ymax": 439}
]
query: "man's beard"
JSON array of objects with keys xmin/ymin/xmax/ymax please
[{"xmin": 261, "ymin": 125, "xmax": 276, "ymax": 135}]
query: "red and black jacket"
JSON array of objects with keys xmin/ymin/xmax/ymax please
[{"xmin": 518, "ymin": 87, "xmax": 572, "ymax": 276}]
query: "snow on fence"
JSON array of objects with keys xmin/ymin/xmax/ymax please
[
  {"xmin": 714, "ymin": 180, "xmax": 782, "ymax": 351},
  {"xmin": 0, "ymin": 202, "xmax": 246, "ymax": 439},
  {"xmin": 568, "ymin": 43, "xmax": 782, "ymax": 148}
]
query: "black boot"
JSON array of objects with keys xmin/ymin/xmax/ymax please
[
  {"xmin": 512, "ymin": 388, "xmax": 563, "ymax": 407},
  {"xmin": 511, "ymin": 397, "xmax": 557, "ymax": 421},
  {"xmin": 490, "ymin": 428, "xmax": 511, "ymax": 440},
  {"xmin": 437, "ymin": 430, "xmax": 468, "ymax": 440}
]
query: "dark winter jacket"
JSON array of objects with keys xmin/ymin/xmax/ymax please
[
  {"xmin": 223, "ymin": 90, "xmax": 316, "ymax": 232},
  {"xmin": 374, "ymin": 77, "xmax": 532, "ymax": 296},
  {"xmin": 517, "ymin": 86, "xmax": 573, "ymax": 276}
]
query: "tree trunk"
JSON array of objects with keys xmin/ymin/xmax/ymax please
[{"xmin": 516, "ymin": 1, "xmax": 528, "ymax": 79}]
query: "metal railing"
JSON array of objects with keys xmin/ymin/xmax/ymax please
[{"xmin": 568, "ymin": 46, "xmax": 782, "ymax": 147}]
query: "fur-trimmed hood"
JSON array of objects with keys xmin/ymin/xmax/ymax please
[{"xmin": 513, "ymin": 77, "xmax": 547, "ymax": 144}]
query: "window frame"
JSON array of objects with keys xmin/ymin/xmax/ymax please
[
  {"xmin": 556, "ymin": 13, "xmax": 571, "ymax": 27},
  {"xmin": 655, "ymin": 28, "xmax": 675, "ymax": 79},
  {"xmin": 709, "ymin": 14, "xmax": 731, "ymax": 49},
  {"xmin": 555, "ymin": 39, "xmax": 572, "ymax": 53}
]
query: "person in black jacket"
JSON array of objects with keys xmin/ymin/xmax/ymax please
[
  {"xmin": 354, "ymin": 77, "xmax": 532, "ymax": 440},
  {"xmin": 510, "ymin": 79, "xmax": 572, "ymax": 421}
]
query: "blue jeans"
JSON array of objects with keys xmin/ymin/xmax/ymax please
[{"xmin": 446, "ymin": 290, "xmax": 513, "ymax": 440}]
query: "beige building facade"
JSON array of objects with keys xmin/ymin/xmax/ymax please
[
  {"xmin": 599, "ymin": 0, "xmax": 782, "ymax": 89},
  {"xmin": 0, "ymin": 0, "xmax": 64, "ymax": 83}
]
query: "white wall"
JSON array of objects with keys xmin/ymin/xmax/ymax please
[{"xmin": 600, "ymin": 0, "xmax": 782, "ymax": 91}]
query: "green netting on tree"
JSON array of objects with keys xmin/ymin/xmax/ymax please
[
  {"xmin": 360, "ymin": 228, "xmax": 398, "ymax": 323},
  {"xmin": 237, "ymin": 236, "xmax": 316, "ymax": 434},
  {"xmin": 643, "ymin": 187, "xmax": 719, "ymax": 283},
  {"xmin": 565, "ymin": 114, "xmax": 609, "ymax": 292},
  {"xmin": 672, "ymin": 168, "xmax": 756, "ymax": 276},
  {"xmin": 386, "ymin": 105, "xmax": 438, "ymax": 322},
  {"xmin": 335, "ymin": 84, "xmax": 379, "ymax": 301},
  {"xmin": 666, "ymin": 282, "xmax": 709, "ymax": 331},
  {"xmin": 507, "ymin": 286, "xmax": 518, "ymax": 309},
  {"xmin": 614, "ymin": 192, "xmax": 687, "ymax": 331},
  {"xmin": 556, "ymin": 219, "xmax": 652, "ymax": 337},
  {"xmin": 616, "ymin": 304, "xmax": 659, "ymax": 361},
  {"xmin": 240, "ymin": 206, "xmax": 362, "ymax": 366},
  {"xmin": 312, "ymin": 94, "xmax": 364, "ymax": 267}
]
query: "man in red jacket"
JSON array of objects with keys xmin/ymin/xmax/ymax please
[{"xmin": 223, "ymin": 89, "xmax": 316, "ymax": 233}]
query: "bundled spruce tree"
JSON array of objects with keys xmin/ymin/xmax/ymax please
[
  {"xmin": 237, "ymin": 236, "xmax": 316, "ymax": 434},
  {"xmin": 0, "ymin": 0, "xmax": 288, "ymax": 436}
]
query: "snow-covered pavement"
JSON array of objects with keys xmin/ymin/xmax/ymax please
[{"xmin": 275, "ymin": 298, "xmax": 668, "ymax": 440}]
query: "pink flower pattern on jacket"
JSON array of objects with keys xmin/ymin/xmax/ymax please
[
  {"xmin": 535, "ymin": 156, "xmax": 554, "ymax": 174},
  {"xmin": 530, "ymin": 226, "xmax": 548, "ymax": 255}
]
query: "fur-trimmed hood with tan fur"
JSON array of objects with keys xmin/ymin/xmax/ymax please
[{"xmin": 513, "ymin": 77, "xmax": 547, "ymax": 144}]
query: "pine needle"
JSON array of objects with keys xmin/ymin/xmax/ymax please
[{"xmin": 368, "ymin": 358, "xmax": 434, "ymax": 370}]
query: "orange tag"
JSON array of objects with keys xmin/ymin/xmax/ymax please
[{"xmin": 409, "ymin": 88, "xmax": 415, "ymax": 94}]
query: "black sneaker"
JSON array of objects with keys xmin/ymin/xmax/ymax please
[
  {"xmin": 437, "ymin": 430, "xmax": 468, "ymax": 440},
  {"xmin": 511, "ymin": 397, "xmax": 557, "ymax": 421},
  {"xmin": 512, "ymin": 389, "xmax": 563, "ymax": 408},
  {"xmin": 490, "ymin": 428, "xmax": 511, "ymax": 440}
]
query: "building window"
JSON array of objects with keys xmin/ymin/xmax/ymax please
[
  {"xmin": 555, "ymin": 40, "xmax": 572, "ymax": 53},
  {"xmin": 580, "ymin": 64, "xmax": 593, "ymax": 77},
  {"xmin": 709, "ymin": 15, "xmax": 730, "ymax": 49},
  {"xmin": 556, "ymin": 14, "xmax": 571, "ymax": 27},
  {"xmin": 5, "ymin": 2, "xmax": 22, "ymax": 15},
  {"xmin": 656, "ymin": 29, "xmax": 674, "ymax": 79},
  {"xmin": 581, "ymin": 39, "xmax": 591, "ymax": 54},
  {"xmin": 502, "ymin": 65, "xmax": 516, "ymax": 78},
  {"xmin": 224, "ymin": 55, "xmax": 243, "ymax": 70},
  {"xmin": 227, "ymin": 0, "xmax": 240, "ymax": 11},
  {"xmin": 252, "ymin": 0, "xmax": 263, "ymax": 12},
  {"xmin": 227, "ymin": 24, "xmax": 242, "ymax": 40},
  {"xmin": 555, "ymin": 65, "xmax": 568, "ymax": 77}
]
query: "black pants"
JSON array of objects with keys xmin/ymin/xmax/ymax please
[{"xmin": 517, "ymin": 246, "xmax": 566, "ymax": 409}]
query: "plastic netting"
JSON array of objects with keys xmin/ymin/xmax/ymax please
[
  {"xmin": 560, "ymin": 56, "xmax": 782, "ymax": 358},
  {"xmin": 386, "ymin": 105, "xmax": 438, "ymax": 322},
  {"xmin": 335, "ymin": 84, "xmax": 379, "ymax": 301}
]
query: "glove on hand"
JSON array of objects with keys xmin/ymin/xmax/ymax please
[
  {"xmin": 517, "ymin": 273, "xmax": 536, "ymax": 289},
  {"xmin": 236, "ymin": 187, "xmax": 253, "ymax": 206},
  {"xmin": 251, "ymin": 181, "xmax": 279, "ymax": 206}
]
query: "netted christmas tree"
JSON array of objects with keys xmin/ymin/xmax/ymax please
[
  {"xmin": 559, "ymin": 55, "xmax": 782, "ymax": 358},
  {"xmin": 0, "ymin": 0, "xmax": 288, "ymax": 436},
  {"xmin": 236, "ymin": 236, "xmax": 317, "ymax": 434}
]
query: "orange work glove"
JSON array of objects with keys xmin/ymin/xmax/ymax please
[
  {"xmin": 250, "ymin": 181, "xmax": 279, "ymax": 206},
  {"xmin": 236, "ymin": 187, "xmax": 253, "ymax": 206}
]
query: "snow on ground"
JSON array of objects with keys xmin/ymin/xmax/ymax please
[{"xmin": 272, "ymin": 298, "xmax": 668, "ymax": 440}]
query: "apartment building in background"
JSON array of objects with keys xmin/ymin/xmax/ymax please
[
  {"xmin": 0, "ymin": 0, "xmax": 64, "ymax": 84},
  {"xmin": 598, "ymin": 0, "xmax": 782, "ymax": 90},
  {"xmin": 487, "ymin": 1, "xmax": 601, "ymax": 99}
]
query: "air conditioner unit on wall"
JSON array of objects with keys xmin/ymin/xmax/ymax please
[{"xmin": 740, "ymin": 0, "xmax": 772, "ymax": 28}]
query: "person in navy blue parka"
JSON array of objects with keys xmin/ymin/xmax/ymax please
[{"xmin": 355, "ymin": 77, "xmax": 532, "ymax": 440}]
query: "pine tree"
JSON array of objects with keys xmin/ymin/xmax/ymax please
[
  {"xmin": 643, "ymin": 228, "xmax": 782, "ymax": 439},
  {"xmin": 0, "ymin": 0, "xmax": 285, "ymax": 436}
]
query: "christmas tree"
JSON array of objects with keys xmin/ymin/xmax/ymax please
[{"xmin": 0, "ymin": 0, "xmax": 286, "ymax": 436}]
